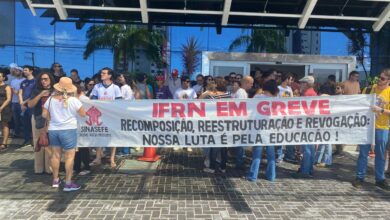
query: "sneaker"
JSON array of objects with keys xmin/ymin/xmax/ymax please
[
  {"xmin": 219, "ymin": 168, "xmax": 226, "ymax": 174},
  {"xmin": 204, "ymin": 158, "xmax": 210, "ymax": 168},
  {"xmin": 315, "ymin": 163, "xmax": 327, "ymax": 168},
  {"xmin": 79, "ymin": 170, "xmax": 91, "ymax": 176},
  {"xmin": 352, "ymin": 179, "xmax": 364, "ymax": 189},
  {"xmin": 375, "ymin": 180, "xmax": 390, "ymax": 191},
  {"xmin": 52, "ymin": 179, "xmax": 61, "ymax": 188},
  {"xmin": 63, "ymin": 183, "xmax": 81, "ymax": 192},
  {"xmin": 186, "ymin": 148, "xmax": 193, "ymax": 152},
  {"xmin": 203, "ymin": 168, "xmax": 215, "ymax": 173},
  {"xmin": 276, "ymin": 159, "xmax": 283, "ymax": 164}
]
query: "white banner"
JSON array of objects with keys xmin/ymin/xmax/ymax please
[{"xmin": 77, "ymin": 94, "xmax": 375, "ymax": 147}]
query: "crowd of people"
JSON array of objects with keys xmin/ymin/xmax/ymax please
[{"xmin": 0, "ymin": 62, "xmax": 390, "ymax": 192}]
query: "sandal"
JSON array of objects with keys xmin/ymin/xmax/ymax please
[
  {"xmin": 89, "ymin": 159, "xmax": 101, "ymax": 166},
  {"xmin": 0, "ymin": 144, "xmax": 8, "ymax": 151},
  {"xmin": 110, "ymin": 161, "xmax": 117, "ymax": 169}
]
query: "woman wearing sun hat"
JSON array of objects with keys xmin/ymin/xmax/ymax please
[{"xmin": 42, "ymin": 77, "xmax": 86, "ymax": 192}]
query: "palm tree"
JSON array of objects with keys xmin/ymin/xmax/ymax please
[
  {"xmin": 181, "ymin": 37, "xmax": 200, "ymax": 77},
  {"xmin": 83, "ymin": 24, "xmax": 165, "ymax": 72},
  {"xmin": 229, "ymin": 29, "xmax": 286, "ymax": 53}
]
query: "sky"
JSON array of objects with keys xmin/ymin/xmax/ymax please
[{"xmin": 0, "ymin": 1, "xmax": 360, "ymax": 80}]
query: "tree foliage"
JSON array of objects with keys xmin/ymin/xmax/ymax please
[
  {"xmin": 229, "ymin": 29, "xmax": 286, "ymax": 53},
  {"xmin": 84, "ymin": 24, "xmax": 165, "ymax": 71},
  {"xmin": 181, "ymin": 37, "xmax": 200, "ymax": 76}
]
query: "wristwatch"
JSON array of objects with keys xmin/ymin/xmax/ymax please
[{"xmin": 381, "ymin": 108, "xmax": 385, "ymax": 113}]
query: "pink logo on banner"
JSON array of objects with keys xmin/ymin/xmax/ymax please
[{"xmin": 86, "ymin": 106, "xmax": 103, "ymax": 126}]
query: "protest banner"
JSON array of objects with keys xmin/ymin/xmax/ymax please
[{"xmin": 77, "ymin": 94, "xmax": 375, "ymax": 148}]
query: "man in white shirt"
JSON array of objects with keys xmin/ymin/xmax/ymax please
[
  {"xmin": 192, "ymin": 74, "xmax": 204, "ymax": 97},
  {"xmin": 233, "ymin": 75, "xmax": 253, "ymax": 169},
  {"xmin": 278, "ymin": 72, "xmax": 294, "ymax": 98},
  {"xmin": 173, "ymin": 76, "xmax": 196, "ymax": 152},
  {"xmin": 174, "ymin": 76, "xmax": 197, "ymax": 100},
  {"xmin": 234, "ymin": 75, "xmax": 253, "ymax": 99},
  {"xmin": 90, "ymin": 67, "xmax": 122, "ymax": 168},
  {"xmin": 166, "ymin": 69, "xmax": 182, "ymax": 97}
]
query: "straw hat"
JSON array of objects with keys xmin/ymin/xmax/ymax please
[{"xmin": 53, "ymin": 77, "xmax": 77, "ymax": 93}]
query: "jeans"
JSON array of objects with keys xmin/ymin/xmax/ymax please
[
  {"xmin": 122, "ymin": 147, "xmax": 131, "ymax": 155},
  {"xmin": 275, "ymin": 146, "xmax": 284, "ymax": 160},
  {"xmin": 315, "ymin": 144, "xmax": 332, "ymax": 165},
  {"xmin": 247, "ymin": 146, "xmax": 275, "ymax": 181},
  {"xmin": 22, "ymin": 108, "xmax": 32, "ymax": 142},
  {"xmin": 11, "ymin": 103, "xmax": 22, "ymax": 136},
  {"xmin": 299, "ymin": 145, "xmax": 315, "ymax": 175},
  {"xmin": 210, "ymin": 147, "xmax": 227, "ymax": 170},
  {"xmin": 235, "ymin": 147, "xmax": 244, "ymax": 168},
  {"xmin": 356, "ymin": 129, "xmax": 388, "ymax": 182},
  {"xmin": 285, "ymin": 145, "xmax": 296, "ymax": 160}
]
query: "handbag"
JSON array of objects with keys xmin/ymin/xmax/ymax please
[
  {"xmin": 34, "ymin": 97, "xmax": 52, "ymax": 152},
  {"xmin": 35, "ymin": 115, "xmax": 46, "ymax": 129}
]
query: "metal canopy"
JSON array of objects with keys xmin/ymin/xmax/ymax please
[{"xmin": 25, "ymin": 0, "xmax": 390, "ymax": 31}]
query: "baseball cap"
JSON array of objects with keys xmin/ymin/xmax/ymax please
[
  {"xmin": 9, "ymin": 63, "xmax": 18, "ymax": 69},
  {"xmin": 299, "ymin": 75, "xmax": 315, "ymax": 84},
  {"xmin": 172, "ymin": 69, "xmax": 179, "ymax": 76}
]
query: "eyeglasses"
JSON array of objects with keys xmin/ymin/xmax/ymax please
[
  {"xmin": 40, "ymin": 77, "xmax": 49, "ymax": 81},
  {"xmin": 380, "ymin": 76, "xmax": 388, "ymax": 81}
]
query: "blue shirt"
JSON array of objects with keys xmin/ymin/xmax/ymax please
[{"xmin": 20, "ymin": 78, "xmax": 36, "ymax": 101}]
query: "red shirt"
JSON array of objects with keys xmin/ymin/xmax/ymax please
[{"xmin": 303, "ymin": 88, "xmax": 317, "ymax": 97}]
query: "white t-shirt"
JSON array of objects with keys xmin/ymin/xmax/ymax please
[
  {"xmin": 10, "ymin": 77, "xmax": 26, "ymax": 103},
  {"xmin": 174, "ymin": 87, "xmax": 197, "ymax": 99},
  {"xmin": 44, "ymin": 97, "xmax": 82, "ymax": 130},
  {"xmin": 90, "ymin": 83, "xmax": 122, "ymax": 100},
  {"xmin": 120, "ymin": 84, "xmax": 134, "ymax": 100},
  {"xmin": 231, "ymin": 88, "xmax": 248, "ymax": 99},
  {"xmin": 278, "ymin": 85, "xmax": 293, "ymax": 98}
]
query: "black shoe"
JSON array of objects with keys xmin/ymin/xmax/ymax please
[
  {"xmin": 352, "ymin": 179, "xmax": 364, "ymax": 189},
  {"xmin": 291, "ymin": 172, "xmax": 313, "ymax": 179},
  {"xmin": 21, "ymin": 141, "xmax": 32, "ymax": 147},
  {"xmin": 375, "ymin": 180, "xmax": 390, "ymax": 191}
]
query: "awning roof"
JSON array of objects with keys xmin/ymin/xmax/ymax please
[{"xmin": 25, "ymin": 0, "xmax": 390, "ymax": 32}]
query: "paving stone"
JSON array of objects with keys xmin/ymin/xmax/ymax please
[{"xmin": 1, "ymin": 146, "xmax": 390, "ymax": 219}]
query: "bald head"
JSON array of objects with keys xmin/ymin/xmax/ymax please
[{"xmin": 241, "ymin": 76, "xmax": 254, "ymax": 91}]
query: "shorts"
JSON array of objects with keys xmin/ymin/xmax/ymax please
[{"xmin": 48, "ymin": 129, "xmax": 77, "ymax": 151}]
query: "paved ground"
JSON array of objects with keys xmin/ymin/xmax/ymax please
[{"xmin": 0, "ymin": 141, "xmax": 390, "ymax": 220}]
